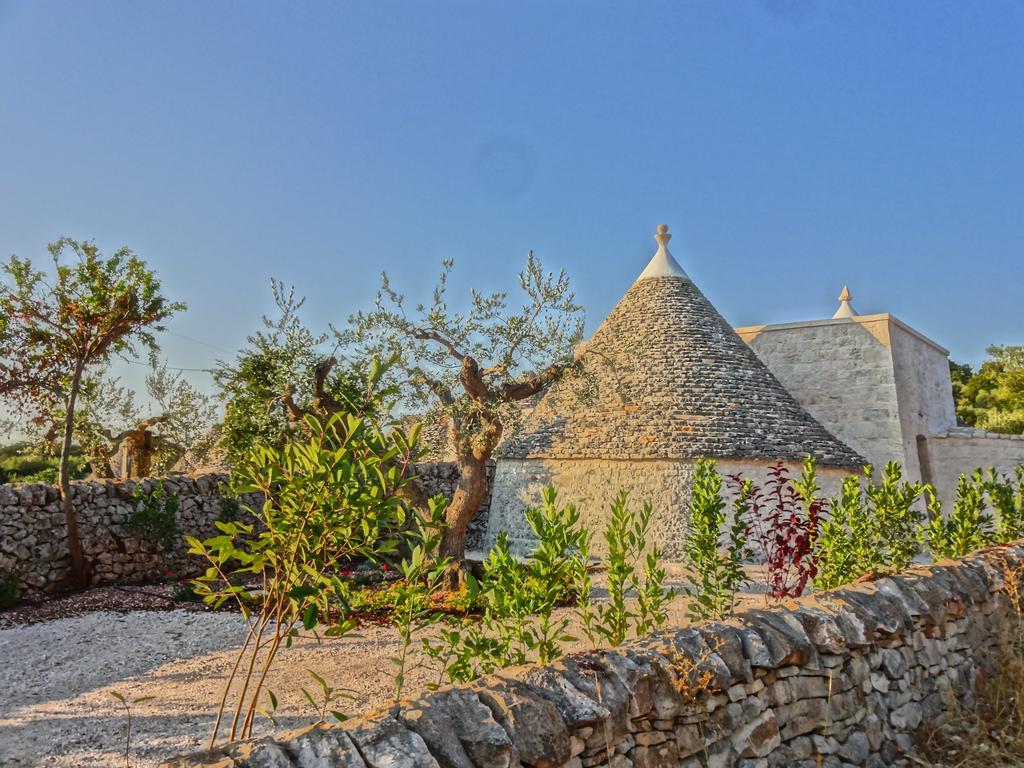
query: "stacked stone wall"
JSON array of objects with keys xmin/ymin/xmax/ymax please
[
  {"xmin": 0, "ymin": 474, "xmax": 259, "ymax": 596},
  {"xmin": 0, "ymin": 463, "xmax": 487, "ymax": 598},
  {"xmin": 166, "ymin": 542, "xmax": 1024, "ymax": 768}
]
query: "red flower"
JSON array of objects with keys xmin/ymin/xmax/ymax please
[{"xmin": 380, "ymin": 563, "xmax": 389, "ymax": 571}]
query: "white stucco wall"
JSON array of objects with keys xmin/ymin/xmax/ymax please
[
  {"xmin": 736, "ymin": 316, "xmax": 907, "ymax": 472},
  {"xmin": 888, "ymin": 321, "xmax": 958, "ymax": 482},
  {"xmin": 485, "ymin": 457, "xmax": 851, "ymax": 562},
  {"xmin": 925, "ymin": 432, "xmax": 1024, "ymax": 507}
]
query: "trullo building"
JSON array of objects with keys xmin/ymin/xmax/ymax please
[{"xmin": 484, "ymin": 225, "xmax": 865, "ymax": 558}]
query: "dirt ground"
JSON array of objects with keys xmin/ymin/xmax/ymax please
[{"xmin": 0, "ymin": 573, "xmax": 773, "ymax": 768}]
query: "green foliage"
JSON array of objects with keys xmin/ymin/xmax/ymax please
[
  {"xmin": 922, "ymin": 472, "xmax": 996, "ymax": 559},
  {"xmin": 578, "ymin": 491, "xmax": 674, "ymax": 647},
  {"xmin": 297, "ymin": 670, "xmax": 354, "ymax": 725},
  {"xmin": 864, "ymin": 462, "xmax": 927, "ymax": 572},
  {"xmin": 0, "ymin": 568, "xmax": 20, "ymax": 609},
  {"xmin": 214, "ymin": 280, "xmax": 389, "ymax": 466},
  {"xmin": 0, "ymin": 442, "xmax": 89, "ymax": 484},
  {"xmin": 814, "ymin": 463, "xmax": 925, "ymax": 590},
  {"xmin": 389, "ymin": 496, "xmax": 451, "ymax": 705},
  {"xmin": 125, "ymin": 480, "xmax": 180, "ymax": 552},
  {"xmin": 952, "ymin": 347, "xmax": 1024, "ymax": 435},
  {"xmin": 423, "ymin": 487, "xmax": 590, "ymax": 684},
  {"xmin": 187, "ymin": 412, "xmax": 419, "ymax": 746},
  {"xmin": 682, "ymin": 459, "xmax": 749, "ymax": 621},
  {"xmin": 984, "ymin": 467, "xmax": 1024, "ymax": 544}
]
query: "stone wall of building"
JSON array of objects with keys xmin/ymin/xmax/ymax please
[
  {"xmin": 167, "ymin": 541, "xmax": 1024, "ymax": 768},
  {"xmin": 0, "ymin": 463, "xmax": 487, "ymax": 599},
  {"xmin": 486, "ymin": 458, "xmax": 851, "ymax": 560},
  {"xmin": 925, "ymin": 429, "xmax": 1024, "ymax": 507},
  {"xmin": 736, "ymin": 316, "xmax": 912, "ymax": 474}
]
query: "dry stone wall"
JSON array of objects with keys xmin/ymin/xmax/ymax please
[
  {"xmin": 0, "ymin": 474, "xmax": 255, "ymax": 596},
  {"xmin": 0, "ymin": 463, "xmax": 487, "ymax": 598},
  {"xmin": 166, "ymin": 542, "xmax": 1024, "ymax": 768}
]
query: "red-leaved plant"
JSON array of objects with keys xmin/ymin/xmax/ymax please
[{"xmin": 730, "ymin": 458, "xmax": 826, "ymax": 602}]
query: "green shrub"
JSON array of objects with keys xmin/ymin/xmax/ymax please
[
  {"xmin": 126, "ymin": 480, "xmax": 180, "ymax": 552},
  {"xmin": 423, "ymin": 487, "xmax": 590, "ymax": 683},
  {"xmin": 922, "ymin": 472, "xmax": 996, "ymax": 559},
  {"xmin": 0, "ymin": 569, "xmax": 20, "ymax": 609},
  {"xmin": 814, "ymin": 463, "xmax": 925, "ymax": 590},
  {"xmin": 187, "ymin": 412, "xmax": 419, "ymax": 747},
  {"xmin": 985, "ymin": 466, "xmax": 1024, "ymax": 544},
  {"xmin": 577, "ymin": 490, "xmax": 674, "ymax": 646},
  {"xmin": 682, "ymin": 459, "xmax": 749, "ymax": 621}
]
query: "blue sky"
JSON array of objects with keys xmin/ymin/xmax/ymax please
[{"xmin": 1, "ymin": 1, "xmax": 1022, "ymax": 403}]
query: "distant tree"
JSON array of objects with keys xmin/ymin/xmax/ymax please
[
  {"xmin": 952, "ymin": 346, "xmax": 1024, "ymax": 435},
  {"xmin": 67, "ymin": 364, "xmax": 218, "ymax": 478},
  {"xmin": 214, "ymin": 280, "xmax": 391, "ymax": 464},
  {"xmin": 343, "ymin": 254, "xmax": 589, "ymax": 585},
  {"xmin": 0, "ymin": 238, "xmax": 184, "ymax": 586},
  {"xmin": 213, "ymin": 280, "xmax": 327, "ymax": 465}
]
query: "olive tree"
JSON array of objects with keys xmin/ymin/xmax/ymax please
[
  {"xmin": 215, "ymin": 279, "xmax": 395, "ymax": 463},
  {"xmin": 342, "ymin": 253, "xmax": 587, "ymax": 584},
  {"xmin": 0, "ymin": 238, "xmax": 183, "ymax": 586}
]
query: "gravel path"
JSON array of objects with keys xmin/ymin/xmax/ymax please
[
  {"xmin": 0, "ymin": 573, "xmax": 772, "ymax": 767},
  {"xmin": 0, "ymin": 610, "xmax": 437, "ymax": 767}
]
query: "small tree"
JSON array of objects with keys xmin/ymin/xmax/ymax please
[
  {"xmin": 344, "ymin": 254, "xmax": 587, "ymax": 584},
  {"xmin": 214, "ymin": 279, "xmax": 387, "ymax": 465},
  {"xmin": 0, "ymin": 238, "xmax": 183, "ymax": 586}
]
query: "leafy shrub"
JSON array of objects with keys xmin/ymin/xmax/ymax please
[
  {"xmin": 745, "ymin": 459, "xmax": 823, "ymax": 600},
  {"xmin": 423, "ymin": 488, "xmax": 590, "ymax": 684},
  {"xmin": 126, "ymin": 480, "xmax": 180, "ymax": 551},
  {"xmin": 922, "ymin": 472, "xmax": 995, "ymax": 559},
  {"xmin": 577, "ymin": 490, "xmax": 674, "ymax": 646},
  {"xmin": 0, "ymin": 568, "xmax": 20, "ymax": 609},
  {"xmin": 985, "ymin": 466, "xmax": 1024, "ymax": 543},
  {"xmin": 814, "ymin": 462, "xmax": 925, "ymax": 590},
  {"xmin": 864, "ymin": 462, "xmax": 926, "ymax": 571},
  {"xmin": 683, "ymin": 459, "xmax": 749, "ymax": 621},
  {"xmin": 187, "ymin": 412, "xmax": 419, "ymax": 747}
]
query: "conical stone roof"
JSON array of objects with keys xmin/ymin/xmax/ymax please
[{"xmin": 501, "ymin": 226, "xmax": 864, "ymax": 467}]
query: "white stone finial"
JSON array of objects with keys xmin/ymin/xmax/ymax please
[
  {"xmin": 832, "ymin": 284, "xmax": 857, "ymax": 318},
  {"xmin": 636, "ymin": 224, "xmax": 689, "ymax": 282}
]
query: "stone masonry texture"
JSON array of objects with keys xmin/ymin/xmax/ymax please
[
  {"xmin": 165, "ymin": 541, "xmax": 1024, "ymax": 768},
  {"xmin": 0, "ymin": 463, "xmax": 488, "ymax": 597},
  {"xmin": 500, "ymin": 276, "xmax": 863, "ymax": 468}
]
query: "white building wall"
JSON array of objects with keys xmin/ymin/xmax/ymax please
[
  {"xmin": 925, "ymin": 432, "xmax": 1024, "ymax": 507},
  {"xmin": 736, "ymin": 316, "xmax": 907, "ymax": 472}
]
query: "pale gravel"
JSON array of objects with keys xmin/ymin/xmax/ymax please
[{"xmin": 0, "ymin": 572, "xmax": 771, "ymax": 767}]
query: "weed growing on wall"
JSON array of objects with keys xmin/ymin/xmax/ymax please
[
  {"xmin": 683, "ymin": 459, "xmax": 749, "ymax": 621},
  {"xmin": 125, "ymin": 480, "xmax": 180, "ymax": 552}
]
